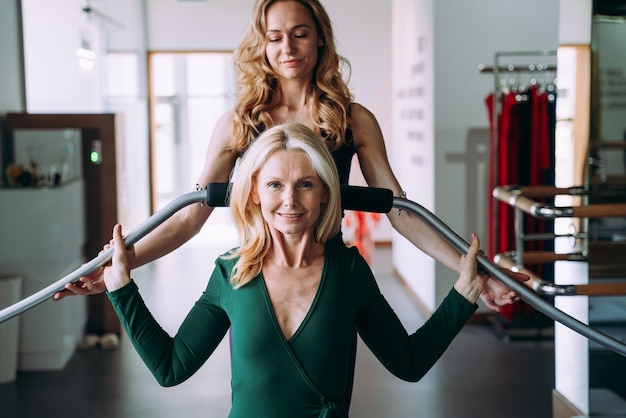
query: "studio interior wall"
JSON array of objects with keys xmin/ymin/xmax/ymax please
[
  {"xmin": 392, "ymin": 0, "xmax": 560, "ymax": 312},
  {"xmin": 8, "ymin": 1, "xmax": 563, "ymax": 314}
]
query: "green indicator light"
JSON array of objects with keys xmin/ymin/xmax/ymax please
[{"xmin": 90, "ymin": 140, "xmax": 102, "ymax": 164}]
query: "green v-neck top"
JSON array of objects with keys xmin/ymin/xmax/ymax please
[{"xmin": 107, "ymin": 242, "xmax": 477, "ymax": 418}]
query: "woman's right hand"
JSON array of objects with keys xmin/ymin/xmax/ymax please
[
  {"xmin": 52, "ymin": 225, "xmax": 136, "ymax": 300},
  {"xmin": 53, "ymin": 267, "xmax": 106, "ymax": 300},
  {"xmin": 102, "ymin": 224, "xmax": 133, "ymax": 291}
]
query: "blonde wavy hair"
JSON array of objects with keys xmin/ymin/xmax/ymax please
[
  {"xmin": 231, "ymin": 0, "xmax": 353, "ymax": 154},
  {"xmin": 225, "ymin": 122, "xmax": 342, "ymax": 288}
]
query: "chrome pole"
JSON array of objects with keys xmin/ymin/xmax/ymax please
[{"xmin": 0, "ymin": 189, "xmax": 210, "ymax": 323}]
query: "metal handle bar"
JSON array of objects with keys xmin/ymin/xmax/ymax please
[
  {"xmin": 2, "ymin": 185, "xmax": 626, "ymax": 357},
  {"xmin": 0, "ymin": 185, "xmax": 392, "ymax": 323},
  {"xmin": 394, "ymin": 197, "xmax": 626, "ymax": 357},
  {"xmin": 0, "ymin": 188, "xmax": 214, "ymax": 324}
]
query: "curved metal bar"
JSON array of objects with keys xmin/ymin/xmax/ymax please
[
  {"xmin": 0, "ymin": 184, "xmax": 390, "ymax": 324},
  {"xmin": 3, "ymin": 187, "xmax": 626, "ymax": 357},
  {"xmin": 393, "ymin": 197, "xmax": 626, "ymax": 357},
  {"xmin": 0, "ymin": 189, "xmax": 210, "ymax": 324},
  {"xmin": 492, "ymin": 185, "xmax": 626, "ymax": 219}
]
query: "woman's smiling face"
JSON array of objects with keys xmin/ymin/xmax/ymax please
[{"xmin": 253, "ymin": 149, "xmax": 328, "ymax": 238}]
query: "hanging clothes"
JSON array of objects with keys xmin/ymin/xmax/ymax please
[{"xmin": 485, "ymin": 82, "xmax": 557, "ymax": 322}]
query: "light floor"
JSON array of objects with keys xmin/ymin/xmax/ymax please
[{"xmin": 0, "ymin": 243, "xmax": 556, "ymax": 418}]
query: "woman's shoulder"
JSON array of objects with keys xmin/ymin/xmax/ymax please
[
  {"xmin": 325, "ymin": 242, "xmax": 367, "ymax": 266},
  {"xmin": 324, "ymin": 242, "xmax": 378, "ymax": 293},
  {"xmin": 349, "ymin": 102, "xmax": 375, "ymax": 120},
  {"xmin": 207, "ymin": 249, "xmax": 240, "ymax": 288},
  {"xmin": 220, "ymin": 108, "xmax": 237, "ymax": 119},
  {"xmin": 214, "ymin": 248, "xmax": 240, "ymax": 271},
  {"xmin": 207, "ymin": 109, "xmax": 237, "ymax": 147},
  {"xmin": 348, "ymin": 103, "xmax": 382, "ymax": 138},
  {"xmin": 213, "ymin": 109, "xmax": 236, "ymax": 132}
]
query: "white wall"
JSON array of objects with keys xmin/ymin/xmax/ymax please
[
  {"xmin": 21, "ymin": 0, "xmax": 105, "ymax": 113},
  {"xmin": 146, "ymin": 0, "xmax": 253, "ymax": 51},
  {"xmin": 392, "ymin": 0, "xmax": 437, "ymax": 311}
]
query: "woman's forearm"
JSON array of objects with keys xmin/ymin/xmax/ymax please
[
  {"xmin": 388, "ymin": 210, "xmax": 462, "ymax": 274},
  {"xmin": 131, "ymin": 204, "xmax": 214, "ymax": 269}
]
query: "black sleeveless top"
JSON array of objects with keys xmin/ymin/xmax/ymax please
[
  {"xmin": 323, "ymin": 128, "xmax": 356, "ymax": 245},
  {"xmin": 328, "ymin": 128, "xmax": 356, "ymax": 187}
]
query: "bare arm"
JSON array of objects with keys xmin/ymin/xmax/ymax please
[
  {"xmin": 350, "ymin": 103, "xmax": 522, "ymax": 310},
  {"xmin": 350, "ymin": 104, "xmax": 461, "ymax": 273},
  {"xmin": 131, "ymin": 111, "xmax": 239, "ymax": 268},
  {"xmin": 54, "ymin": 111, "xmax": 239, "ymax": 299}
]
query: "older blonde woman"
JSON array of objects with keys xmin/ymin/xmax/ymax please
[{"xmin": 101, "ymin": 123, "xmax": 487, "ymax": 418}]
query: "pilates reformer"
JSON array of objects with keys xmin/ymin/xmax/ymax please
[{"xmin": 1, "ymin": 183, "xmax": 626, "ymax": 357}]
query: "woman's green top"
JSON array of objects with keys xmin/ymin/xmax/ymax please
[{"xmin": 107, "ymin": 242, "xmax": 477, "ymax": 418}]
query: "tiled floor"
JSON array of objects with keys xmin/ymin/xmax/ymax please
[{"xmin": 0, "ymin": 243, "xmax": 556, "ymax": 418}]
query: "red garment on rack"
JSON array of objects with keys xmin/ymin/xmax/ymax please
[
  {"xmin": 499, "ymin": 92, "xmax": 517, "ymax": 257},
  {"xmin": 484, "ymin": 59, "xmax": 557, "ymax": 325},
  {"xmin": 527, "ymin": 86, "xmax": 551, "ymax": 256},
  {"xmin": 485, "ymin": 93, "xmax": 496, "ymax": 259},
  {"xmin": 530, "ymin": 86, "xmax": 551, "ymax": 184},
  {"xmin": 486, "ymin": 90, "xmax": 540, "ymax": 322},
  {"xmin": 485, "ymin": 92, "xmax": 516, "ymax": 259}
]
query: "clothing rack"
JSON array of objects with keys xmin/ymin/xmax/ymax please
[
  {"xmin": 479, "ymin": 50, "xmax": 558, "ymax": 260},
  {"xmin": 478, "ymin": 63, "xmax": 557, "ymax": 73},
  {"xmin": 480, "ymin": 50, "xmax": 558, "ymax": 339},
  {"xmin": 479, "ymin": 50, "xmax": 557, "ymax": 75}
]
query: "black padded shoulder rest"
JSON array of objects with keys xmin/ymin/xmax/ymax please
[{"xmin": 205, "ymin": 183, "xmax": 393, "ymax": 213}]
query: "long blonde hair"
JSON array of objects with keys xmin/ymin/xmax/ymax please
[
  {"xmin": 231, "ymin": 0, "xmax": 353, "ymax": 154},
  {"xmin": 226, "ymin": 122, "xmax": 342, "ymax": 288}
]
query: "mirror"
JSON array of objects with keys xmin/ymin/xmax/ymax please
[
  {"xmin": 552, "ymin": 1, "xmax": 626, "ymax": 415},
  {"xmin": 587, "ymin": 0, "xmax": 626, "ymax": 406}
]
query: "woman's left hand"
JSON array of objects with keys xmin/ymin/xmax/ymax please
[{"xmin": 479, "ymin": 270, "xmax": 526, "ymax": 311}]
